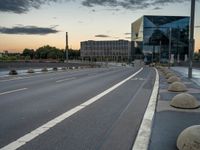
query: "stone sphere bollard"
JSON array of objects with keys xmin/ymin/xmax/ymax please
[
  {"xmin": 170, "ymin": 93, "xmax": 200, "ymax": 109},
  {"xmin": 53, "ymin": 67, "xmax": 58, "ymax": 71},
  {"xmin": 9, "ymin": 69, "xmax": 18, "ymax": 75},
  {"xmin": 167, "ymin": 76, "xmax": 181, "ymax": 83},
  {"xmin": 166, "ymin": 72, "xmax": 176, "ymax": 79},
  {"xmin": 41, "ymin": 68, "xmax": 48, "ymax": 72},
  {"xmin": 177, "ymin": 125, "xmax": 200, "ymax": 150},
  {"xmin": 27, "ymin": 69, "xmax": 35, "ymax": 73},
  {"xmin": 163, "ymin": 69, "xmax": 169, "ymax": 73},
  {"xmin": 168, "ymin": 81, "xmax": 187, "ymax": 92},
  {"xmin": 61, "ymin": 67, "xmax": 67, "ymax": 70}
]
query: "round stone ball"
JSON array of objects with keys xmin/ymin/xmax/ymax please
[
  {"xmin": 170, "ymin": 93, "xmax": 200, "ymax": 109},
  {"xmin": 167, "ymin": 76, "xmax": 181, "ymax": 83},
  {"xmin": 168, "ymin": 81, "xmax": 187, "ymax": 92},
  {"xmin": 166, "ymin": 73, "xmax": 175, "ymax": 79},
  {"xmin": 177, "ymin": 125, "xmax": 200, "ymax": 150},
  {"xmin": 27, "ymin": 69, "xmax": 35, "ymax": 73}
]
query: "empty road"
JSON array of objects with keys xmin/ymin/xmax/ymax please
[{"xmin": 0, "ymin": 67, "xmax": 156, "ymax": 150}]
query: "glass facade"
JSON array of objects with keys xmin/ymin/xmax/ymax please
[{"xmin": 131, "ymin": 15, "xmax": 189, "ymax": 63}]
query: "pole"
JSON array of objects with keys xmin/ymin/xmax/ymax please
[
  {"xmin": 188, "ymin": 0, "xmax": 195, "ymax": 78},
  {"xmin": 152, "ymin": 49, "xmax": 153, "ymax": 64},
  {"xmin": 159, "ymin": 40, "xmax": 161, "ymax": 64},
  {"xmin": 168, "ymin": 28, "xmax": 172, "ymax": 68},
  {"xmin": 65, "ymin": 32, "xmax": 69, "ymax": 63}
]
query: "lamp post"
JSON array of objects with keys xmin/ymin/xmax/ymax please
[
  {"xmin": 159, "ymin": 40, "xmax": 162, "ymax": 64},
  {"xmin": 188, "ymin": 0, "xmax": 195, "ymax": 78},
  {"xmin": 65, "ymin": 32, "xmax": 69, "ymax": 63},
  {"xmin": 168, "ymin": 27, "xmax": 172, "ymax": 68}
]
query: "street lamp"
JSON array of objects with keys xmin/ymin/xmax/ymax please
[
  {"xmin": 159, "ymin": 40, "xmax": 162, "ymax": 64},
  {"xmin": 65, "ymin": 32, "xmax": 69, "ymax": 63},
  {"xmin": 168, "ymin": 28, "xmax": 172, "ymax": 68},
  {"xmin": 188, "ymin": 0, "xmax": 195, "ymax": 78}
]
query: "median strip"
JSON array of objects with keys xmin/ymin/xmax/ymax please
[
  {"xmin": 0, "ymin": 88, "xmax": 28, "ymax": 96},
  {"xmin": 0, "ymin": 68, "xmax": 143, "ymax": 150}
]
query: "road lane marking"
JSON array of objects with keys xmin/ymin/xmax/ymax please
[
  {"xmin": 132, "ymin": 68, "xmax": 159, "ymax": 150},
  {"xmin": 0, "ymin": 68, "xmax": 143, "ymax": 150},
  {"xmin": 0, "ymin": 77, "xmax": 32, "ymax": 83},
  {"xmin": 131, "ymin": 77, "xmax": 145, "ymax": 81},
  {"xmin": 0, "ymin": 88, "xmax": 28, "ymax": 96},
  {"xmin": 56, "ymin": 77, "xmax": 76, "ymax": 83}
]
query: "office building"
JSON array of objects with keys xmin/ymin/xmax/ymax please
[
  {"xmin": 131, "ymin": 15, "xmax": 189, "ymax": 63},
  {"xmin": 80, "ymin": 40, "xmax": 130, "ymax": 62}
]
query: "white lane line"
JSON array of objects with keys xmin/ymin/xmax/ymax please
[
  {"xmin": 0, "ymin": 88, "xmax": 28, "ymax": 96},
  {"xmin": 0, "ymin": 77, "xmax": 32, "ymax": 83},
  {"xmin": 132, "ymin": 68, "xmax": 159, "ymax": 150},
  {"xmin": 55, "ymin": 77, "xmax": 76, "ymax": 83},
  {"xmin": 0, "ymin": 68, "xmax": 143, "ymax": 150}
]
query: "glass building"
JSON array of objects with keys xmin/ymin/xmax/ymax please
[{"xmin": 131, "ymin": 15, "xmax": 189, "ymax": 63}]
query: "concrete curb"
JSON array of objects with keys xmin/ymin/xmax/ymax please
[{"xmin": 132, "ymin": 68, "xmax": 159, "ymax": 150}]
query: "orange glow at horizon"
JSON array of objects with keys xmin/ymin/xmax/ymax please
[
  {"xmin": 0, "ymin": 21, "xmax": 200, "ymax": 53},
  {"xmin": 0, "ymin": 34, "xmax": 199, "ymax": 53},
  {"xmin": 0, "ymin": 34, "xmax": 82, "ymax": 53}
]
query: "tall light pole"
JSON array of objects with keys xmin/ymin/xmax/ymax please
[
  {"xmin": 159, "ymin": 40, "xmax": 162, "ymax": 64},
  {"xmin": 65, "ymin": 32, "xmax": 69, "ymax": 63},
  {"xmin": 188, "ymin": 0, "xmax": 195, "ymax": 78},
  {"xmin": 168, "ymin": 27, "xmax": 172, "ymax": 68}
]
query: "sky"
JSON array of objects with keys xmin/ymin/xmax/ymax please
[{"xmin": 0, "ymin": 0, "xmax": 200, "ymax": 52}]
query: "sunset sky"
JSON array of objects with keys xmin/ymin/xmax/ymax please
[{"xmin": 0, "ymin": 0, "xmax": 200, "ymax": 52}]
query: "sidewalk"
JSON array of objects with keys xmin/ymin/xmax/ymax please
[
  {"xmin": 171, "ymin": 67, "xmax": 200, "ymax": 86},
  {"xmin": 148, "ymin": 67, "xmax": 200, "ymax": 150}
]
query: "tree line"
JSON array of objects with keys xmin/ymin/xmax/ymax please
[{"xmin": 22, "ymin": 45, "xmax": 80, "ymax": 60}]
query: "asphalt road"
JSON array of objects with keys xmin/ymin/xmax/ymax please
[{"xmin": 0, "ymin": 66, "xmax": 156, "ymax": 150}]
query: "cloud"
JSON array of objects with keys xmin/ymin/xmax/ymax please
[
  {"xmin": 0, "ymin": 0, "xmax": 197, "ymax": 14},
  {"xmin": 81, "ymin": 0, "xmax": 193, "ymax": 10},
  {"xmin": 0, "ymin": 25, "xmax": 59, "ymax": 35},
  {"xmin": 153, "ymin": 7, "xmax": 161, "ymax": 10},
  {"xmin": 82, "ymin": 0, "xmax": 118, "ymax": 7},
  {"xmin": 95, "ymin": 34, "xmax": 110, "ymax": 38},
  {"xmin": 0, "ymin": 0, "xmax": 65, "ymax": 14},
  {"xmin": 104, "ymin": 8, "xmax": 120, "ymax": 11}
]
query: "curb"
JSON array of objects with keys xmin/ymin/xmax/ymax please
[{"xmin": 132, "ymin": 68, "xmax": 159, "ymax": 150}]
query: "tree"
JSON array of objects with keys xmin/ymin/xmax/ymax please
[
  {"xmin": 35, "ymin": 45, "xmax": 64, "ymax": 60},
  {"xmin": 194, "ymin": 50, "xmax": 200, "ymax": 61},
  {"xmin": 68, "ymin": 49, "xmax": 80, "ymax": 59},
  {"xmin": 22, "ymin": 48, "xmax": 35, "ymax": 59}
]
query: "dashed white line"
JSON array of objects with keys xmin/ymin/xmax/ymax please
[
  {"xmin": 0, "ymin": 68, "xmax": 143, "ymax": 150},
  {"xmin": 56, "ymin": 77, "xmax": 76, "ymax": 83},
  {"xmin": 0, "ymin": 88, "xmax": 28, "ymax": 96},
  {"xmin": 0, "ymin": 77, "xmax": 32, "ymax": 83}
]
